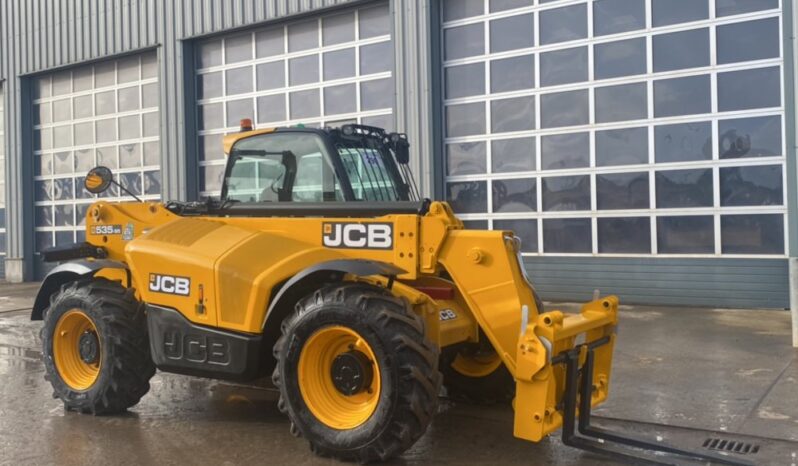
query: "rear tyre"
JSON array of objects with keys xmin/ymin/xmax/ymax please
[
  {"xmin": 41, "ymin": 278, "xmax": 156, "ymax": 414},
  {"xmin": 272, "ymin": 283, "xmax": 441, "ymax": 462}
]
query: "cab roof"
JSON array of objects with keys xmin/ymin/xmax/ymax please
[
  {"xmin": 222, "ymin": 127, "xmax": 277, "ymax": 156},
  {"xmin": 221, "ymin": 124, "xmax": 392, "ymax": 156}
]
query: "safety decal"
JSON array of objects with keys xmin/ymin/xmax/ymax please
[
  {"xmin": 439, "ymin": 309, "xmax": 457, "ymax": 321},
  {"xmin": 123, "ymin": 223, "xmax": 135, "ymax": 241}
]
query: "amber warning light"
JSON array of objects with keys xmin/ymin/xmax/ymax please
[{"xmin": 240, "ymin": 118, "xmax": 253, "ymax": 132}]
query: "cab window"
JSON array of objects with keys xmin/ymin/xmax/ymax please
[
  {"xmin": 337, "ymin": 147, "xmax": 401, "ymax": 201},
  {"xmin": 224, "ymin": 133, "xmax": 342, "ymax": 202}
]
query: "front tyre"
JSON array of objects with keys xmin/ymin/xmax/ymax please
[
  {"xmin": 441, "ymin": 290, "xmax": 545, "ymax": 405},
  {"xmin": 273, "ymin": 283, "xmax": 441, "ymax": 462},
  {"xmin": 441, "ymin": 343, "xmax": 515, "ymax": 404},
  {"xmin": 41, "ymin": 278, "xmax": 156, "ymax": 414}
]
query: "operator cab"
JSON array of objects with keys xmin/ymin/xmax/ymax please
[
  {"xmin": 75, "ymin": 123, "xmax": 425, "ymax": 218},
  {"xmin": 221, "ymin": 123, "xmax": 419, "ymax": 206}
]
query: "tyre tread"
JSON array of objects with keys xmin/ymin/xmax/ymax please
[
  {"xmin": 42, "ymin": 278, "xmax": 155, "ymax": 415},
  {"xmin": 273, "ymin": 282, "xmax": 441, "ymax": 463}
]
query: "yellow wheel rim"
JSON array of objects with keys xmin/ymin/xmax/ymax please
[
  {"xmin": 53, "ymin": 309, "xmax": 101, "ymax": 391},
  {"xmin": 298, "ymin": 326, "xmax": 381, "ymax": 430},
  {"xmin": 451, "ymin": 351, "xmax": 502, "ymax": 378}
]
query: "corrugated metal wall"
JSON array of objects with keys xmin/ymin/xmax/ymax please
[
  {"xmin": 526, "ymin": 257, "xmax": 789, "ymax": 309},
  {"xmin": 2, "ymin": 0, "xmax": 363, "ymax": 75},
  {"xmin": 0, "ymin": 0, "xmax": 791, "ymax": 309},
  {"xmin": 0, "ymin": 0, "xmax": 437, "ymax": 281}
]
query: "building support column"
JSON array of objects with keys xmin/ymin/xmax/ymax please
[
  {"xmin": 158, "ymin": 0, "xmax": 194, "ymax": 202},
  {"xmin": 4, "ymin": 77, "xmax": 34, "ymax": 283},
  {"xmin": 392, "ymin": 0, "xmax": 438, "ymax": 198},
  {"xmin": 786, "ymin": 0, "xmax": 798, "ymax": 347}
]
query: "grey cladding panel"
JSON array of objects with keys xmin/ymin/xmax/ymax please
[
  {"xmin": 0, "ymin": 0, "xmax": 364, "ymax": 271},
  {"xmin": 3, "ymin": 0, "xmax": 359, "ymax": 77},
  {"xmin": 523, "ymin": 257, "xmax": 789, "ymax": 309}
]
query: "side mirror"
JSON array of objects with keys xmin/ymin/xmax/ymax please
[
  {"xmin": 84, "ymin": 166, "xmax": 114, "ymax": 194},
  {"xmin": 389, "ymin": 133, "xmax": 410, "ymax": 165}
]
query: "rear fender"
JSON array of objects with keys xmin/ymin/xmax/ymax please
[
  {"xmin": 262, "ymin": 259, "xmax": 406, "ymax": 330},
  {"xmin": 256, "ymin": 259, "xmax": 406, "ymax": 376},
  {"xmin": 31, "ymin": 259, "xmax": 129, "ymax": 320}
]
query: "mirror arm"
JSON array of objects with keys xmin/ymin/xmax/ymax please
[{"xmin": 111, "ymin": 179, "xmax": 144, "ymax": 203}]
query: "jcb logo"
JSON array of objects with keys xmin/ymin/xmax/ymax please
[
  {"xmin": 322, "ymin": 222, "xmax": 393, "ymax": 249},
  {"xmin": 149, "ymin": 274, "xmax": 191, "ymax": 296},
  {"xmin": 163, "ymin": 331, "xmax": 230, "ymax": 365}
]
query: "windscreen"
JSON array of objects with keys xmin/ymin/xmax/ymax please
[
  {"xmin": 224, "ymin": 130, "xmax": 412, "ymax": 203},
  {"xmin": 225, "ymin": 133, "xmax": 342, "ymax": 202}
]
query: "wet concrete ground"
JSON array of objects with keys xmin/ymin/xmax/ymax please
[{"xmin": 1, "ymin": 282, "xmax": 797, "ymax": 465}]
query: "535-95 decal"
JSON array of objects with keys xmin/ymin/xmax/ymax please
[
  {"xmin": 90, "ymin": 224, "xmax": 122, "ymax": 235},
  {"xmin": 90, "ymin": 223, "xmax": 135, "ymax": 240}
]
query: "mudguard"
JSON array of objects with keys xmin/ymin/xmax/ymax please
[
  {"xmin": 262, "ymin": 259, "xmax": 406, "ymax": 329},
  {"xmin": 31, "ymin": 259, "xmax": 129, "ymax": 320}
]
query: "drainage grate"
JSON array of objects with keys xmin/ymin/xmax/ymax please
[{"xmin": 702, "ymin": 438, "xmax": 760, "ymax": 455}]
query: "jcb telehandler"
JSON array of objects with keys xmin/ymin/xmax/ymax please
[{"xmin": 33, "ymin": 123, "xmax": 749, "ymax": 465}]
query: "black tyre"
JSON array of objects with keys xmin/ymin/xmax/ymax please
[
  {"xmin": 441, "ymin": 342, "xmax": 515, "ymax": 404},
  {"xmin": 272, "ymin": 283, "xmax": 441, "ymax": 463},
  {"xmin": 41, "ymin": 278, "xmax": 156, "ymax": 414},
  {"xmin": 441, "ymin": 290, "xmax": 544, "ymax": 404}
]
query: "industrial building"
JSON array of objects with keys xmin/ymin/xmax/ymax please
[{"xmin": 0, "ymin": 0, "xmax": 794, "ymax": 308}]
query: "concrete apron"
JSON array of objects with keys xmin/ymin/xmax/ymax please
[{"xmin": 1, "ymin": 290, "xmax": 797, "ymax": 464}]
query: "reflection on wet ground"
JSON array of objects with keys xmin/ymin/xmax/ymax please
[{"xmin": 1, "ymin": 293, "xmax": 797, "ymax": 465}]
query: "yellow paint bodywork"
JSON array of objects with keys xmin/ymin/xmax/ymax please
[{"xmin": 82, "ymin": 197, "xmax": 617, "ymax": 444}]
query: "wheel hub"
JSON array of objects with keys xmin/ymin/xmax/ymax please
[
  {"xmin": 330, "ymin": 350, "xmax": 373, "ymax": 396},
  {"xmin": 53, "ymin": 309, "xmax": 101, "ymax": 391},
  {"xmin": 298, "ymin": 325, "xmax": 382, "ymax": 429},
  {"xmin": 78, "ymin": 330, "xmax": 100, "ymax": 364}
]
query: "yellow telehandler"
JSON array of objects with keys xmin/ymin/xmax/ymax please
[{"xmin": 33, "ymin": 123, "xmax": 749, "ymax": 465}]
